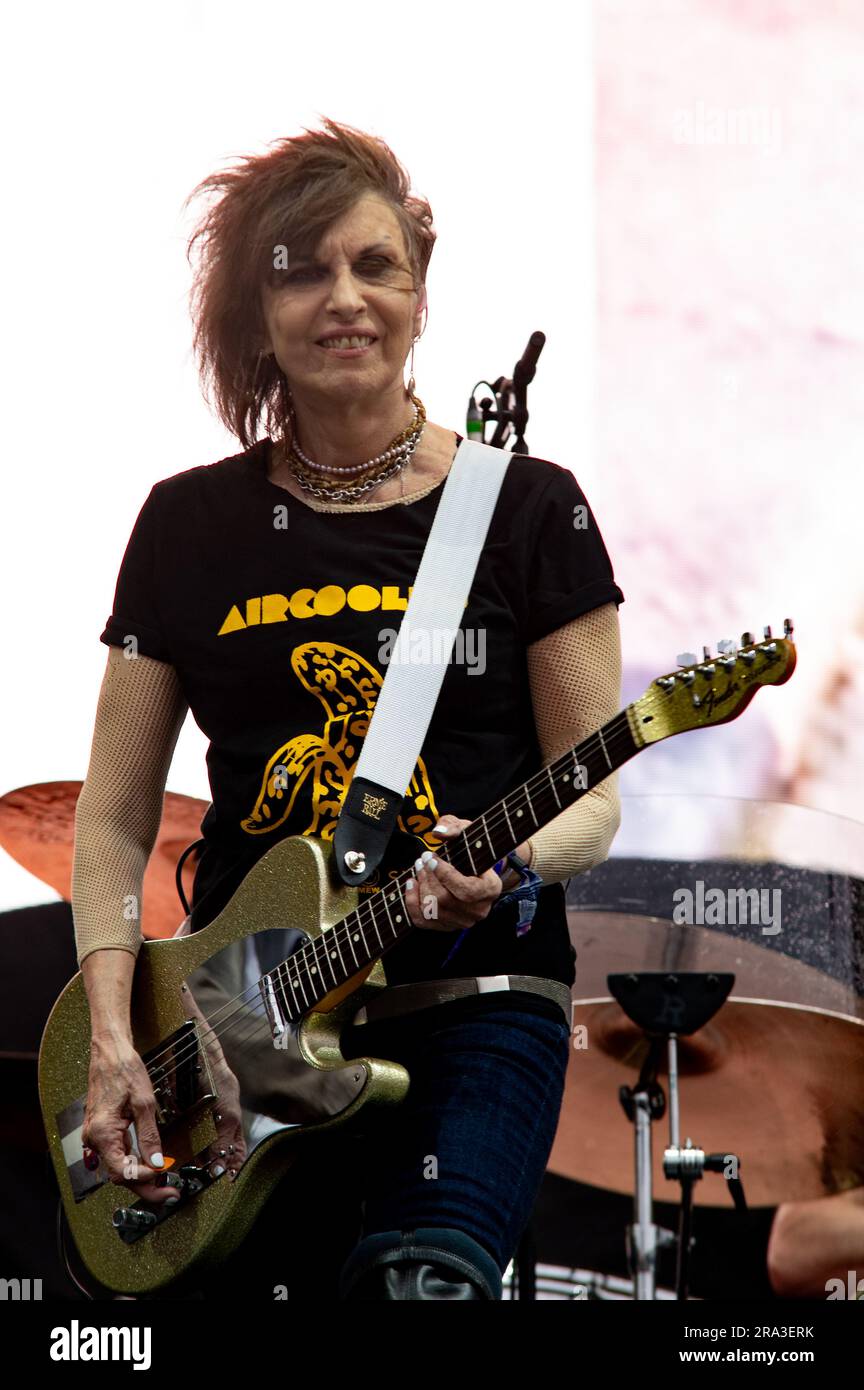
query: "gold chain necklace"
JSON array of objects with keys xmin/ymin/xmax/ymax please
[{"xmin": 284, "ymin": 396, "xmax": 427, "ymax": 504}]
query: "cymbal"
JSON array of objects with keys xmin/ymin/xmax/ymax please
[
  {"xmin": 0, "ymin": 782, "xmax": 209, "ymax": 939},
  {"xmin": 550, "ymin": 912, "xmax": 864, "ymax": 1206}
]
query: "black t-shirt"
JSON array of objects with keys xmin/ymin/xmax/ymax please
[{"xmin": 99, "ymin": 433, "xmax": 624, "ymax": 988}]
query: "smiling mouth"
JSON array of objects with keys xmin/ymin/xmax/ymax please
[{"xmin": 315, "ymin": 336, "xmax": 375, "ymax": 353}]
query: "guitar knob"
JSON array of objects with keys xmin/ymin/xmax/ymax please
[{"xmin": 112, "ymin": 1208, "xmax": 157, "ymax": 1232}]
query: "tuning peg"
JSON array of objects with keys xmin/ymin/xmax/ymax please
[
  {"xmin": 741, "ymin": 631, "xmax": 755, "ymax": 646},
  {"xmin": 783, "ymin": 617, "xmax": 794, "ymax": 637},
  {"xmin": 763, "ymin": 625, "xmax": 772, "ymax": 639},
  {"xmin": 717, "ymin": 639, "xmax": 737, "ymax": 654},
  {"xmin": 702, "ymin": 645, "xmax": 712, "ymax": 660},
  {"xmin": 676, "ymin": 652, "xmax": 697, "ymax": 667}
]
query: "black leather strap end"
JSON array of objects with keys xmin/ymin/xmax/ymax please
[{"xmin": 333, "ymin": 776, "xmax": 404, "ymax": 886}]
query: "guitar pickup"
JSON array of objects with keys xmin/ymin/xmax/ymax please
[{"xmin": 142, "ymin": 1021, "xmax": 217, "ymax": 1126}]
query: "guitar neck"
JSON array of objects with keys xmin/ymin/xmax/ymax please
[{"xmin": 270, "ymin": 707, "xmax": 640, "ymax": 1020}]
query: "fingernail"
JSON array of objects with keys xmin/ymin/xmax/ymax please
[
  {"xmin": 211, "ymin": 1164, "xmax": 226, "ymax": 1177},
  {"xmin": 414, "ymin": 857, "xmax": 424, "ymax": 874},
  {"xmin": 405, "ymin": 877, "xmax": 416, "ymax": 891},
  {"xmin": 427, "ymin": 856, "xmax": 438, "ymax": 870},
  {"xmin": 432, "ymin": 821, "xmax": 448, "ymax": 832},
  {"xmin": 164, "ymin": 1195, "xmax": 181, "ymax": 1205},
  {"xmin": 150, "ymin": 1152, "xmax": 164, "ymax": 1168}
]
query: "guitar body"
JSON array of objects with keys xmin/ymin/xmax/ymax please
[{"xmin": 38, "ymin": 834, "xmax": 410, "ymax": 1295}]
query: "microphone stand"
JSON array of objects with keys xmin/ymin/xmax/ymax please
[{"xmin": 468, "ymin": 330, "xmax": 546, "ymax": 454}]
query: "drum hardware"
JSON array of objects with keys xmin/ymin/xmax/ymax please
[
  {"xmin": 612, "ymin": 971, "xmax": 745, "ymax": 1300},
  {"xmin": 0, "ymin": 781, "xmax": 208, "ymax": 940}
]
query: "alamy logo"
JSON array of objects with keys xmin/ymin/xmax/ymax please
[
  {"xmin": 825, "ymin": 1271, "xmax": 864, "ymax": 1299},
  {"xmin": 49, "ymin": 1321, "xmax": 152, "ymax": 1370},
  {"xmin": 0, "ymin": 1277, "xmax": 42, "ymax": 1299},
  {"xmin": 672, "ymin": 880, "xmax": 781, "ymax": 935}
]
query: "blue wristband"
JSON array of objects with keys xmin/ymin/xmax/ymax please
[{"xmin": 493, "ymin": 852, "xmax": 544, "ymax": 936}]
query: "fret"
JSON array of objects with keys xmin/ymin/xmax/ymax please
[
  {"xmin": 523, "ymin": 781, "xmax": 538, "ymax": 829},
  {"xmin": 389, "ymin": 883, "xmax": 409, "ymax": 932},
  {"xmin": 597, "ymin": 726, "xmax": 613, "ymax": 771},
  {"xmin": 379, "ymin": 885, "xmax": 404, "ymax": 941},
  {"xmin": 278, "ymin": 961, "xmax": 303, "ymax": 1018},
  {"xmin": 478, "ymin": 814, "xmax": 496, "ymax": 859},
  {"xmin": 343, "ymin": 918, "xmax": 361, "ymax": 970},
  {"xmin": 448, "ymin": 833, "xmax": 472, "ymax": 877},
  {"xmin": 287, "ymin": 953, "xmax": 311, "ymax": 1011},
  {"xmin": 318, "ymin": 931, "xmax": 340, "ymax": 990},
  {"xmin": 364, "ymin": 895, "xmax": 385, "ymax": 951},
  {"xmin": 462, "ymin": 835, "xmax": 477, "ymax": 875},
  {"xmin": 306, "ymin": 933, "xmax": 327, "ymax": 990},
  {"xmin": 502, "ymin": 797, "xmax": 516, "ymax": 845},
  {"xmin": 324, "ymin": 924, "xmax": 348, "ymax": 983},
  {"xmin": 546, "ymin": 764, "xmax": 562, "ymax": 810}
]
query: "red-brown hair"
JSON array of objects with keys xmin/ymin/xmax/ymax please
[{"xmin": 184, "ymin": 116, "xmax": 436, "ymax": 450}]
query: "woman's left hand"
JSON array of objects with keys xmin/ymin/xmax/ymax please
[{"xmin": 403, "ymin": 813, "xmax": 530, "ymax": 934}]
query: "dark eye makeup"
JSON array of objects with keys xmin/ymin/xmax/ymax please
[{"xmin": 278, "ymin": 256, "xmax": 397, "ymax": 284}]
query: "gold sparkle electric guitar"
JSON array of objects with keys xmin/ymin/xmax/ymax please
[{"xmin": 38, "ymin": 623, "xmax": 796, "ymax": 1295}]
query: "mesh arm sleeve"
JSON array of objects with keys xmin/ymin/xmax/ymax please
[
  {"xmin": 72, "ymin": 646, "xmax": 188, "ymax": 967},
  {"xmin": 524, "ymin": 601, "xmax": 622, "ymax": 884}
]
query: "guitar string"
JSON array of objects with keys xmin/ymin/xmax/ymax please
[
  {"xmin": 165, "ymin": 655, "xmax": 765, "ymax": 1091},
  {"xmin": 133, "ymin": 651, "xmax": 780, "ymax": 1099},
  {"xmin": 139, "ymin": 708, "xmax": 641, "ymax": 1087},
  {"xmin": 176, "ymin": 649, "xmax": 778, "ymax": 1084},
  {"xmin": 138, "ymin": 647, "xmax": 768, "ymax": 1092},
  {"xmin": 139, "ymin": 708, "xmax": 639, "ymax": 1089},
  {"xmin": 147, "ymin": 708, "xmax": 634, "ymax": 1058}
]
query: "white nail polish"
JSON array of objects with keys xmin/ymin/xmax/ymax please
[
  {"xmin": 405, "ymin": 878, "xmax": 416, "ymax": 890},
  {"xmin": 150, "ymin": 1152, "xmax": 164, "ymax": 1167},
  {"xmin": 211, "ymin": 1164, "xmax": 226, "ymax": 1177},
  {"xmin": 427, "ymin": 856, "xmax": 438, "ymax": 870},
  {"xmin": 414, "ymin": 857, "xmax": 424, "ymax": 873}
]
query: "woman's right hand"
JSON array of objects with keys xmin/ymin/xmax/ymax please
[{"xmin": 82, "ymin": 1035, "xmax": 178, "ymax": 1205}]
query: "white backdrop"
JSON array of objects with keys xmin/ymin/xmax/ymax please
[{"xmin": 0, "ymin": 0, "xmax": 594, "ymax": 909}]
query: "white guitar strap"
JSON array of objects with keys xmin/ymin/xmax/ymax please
[{"xmin": 333, "ymin": 437, "xmax": 512, "ymax": 886}]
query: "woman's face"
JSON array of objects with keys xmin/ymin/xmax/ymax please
[{"xmin": 260, "ymin": 193, "xmax": 426, "ymax": 411}]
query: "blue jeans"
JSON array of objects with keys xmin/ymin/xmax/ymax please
[{"xmin": 193, "ymin": 994, "xmax": 571, "ymax": 1300}]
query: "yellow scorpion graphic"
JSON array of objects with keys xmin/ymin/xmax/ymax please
[{"xmin": 240, "ymin": 641, "xmax": 442, "ymax": 853}]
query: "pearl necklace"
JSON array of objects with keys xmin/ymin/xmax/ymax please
[{"xmin": 285, "ymin": 397, "xmax": 427, "ymax": 503}]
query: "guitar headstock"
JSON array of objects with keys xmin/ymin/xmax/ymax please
[{"xmin": 631, "ymin": 620, "xmax": 796, "ymax": 746}]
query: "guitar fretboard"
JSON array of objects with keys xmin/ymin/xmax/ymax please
[{"xmin": 266, "ymin": 706, "xmax": 640, "ymax": 1022}]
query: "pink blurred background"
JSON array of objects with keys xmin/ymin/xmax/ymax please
[{"xmin": 595, "ymin": 0, "xmax": 864, "ymax": 855}]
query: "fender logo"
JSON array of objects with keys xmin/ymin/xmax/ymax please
[{"xmin": 701, "ymin": 680, "xmax": 741, "ymax": 716}]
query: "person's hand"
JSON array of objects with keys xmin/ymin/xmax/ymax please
[
  {"xmin": 403, "ymin": 813, "xmax": 531, "ymax": 933},
  {"xmin": 204, "ymin": 1060, "xmax": 247, "ymax": 1180},
  {"xmin": 82, "ymin": 1037, "xmax": 247, "ymax": 1204},
  {"xmin": 82, "ymin": 1035, "xmax": 179, "ymax": 1205}
]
